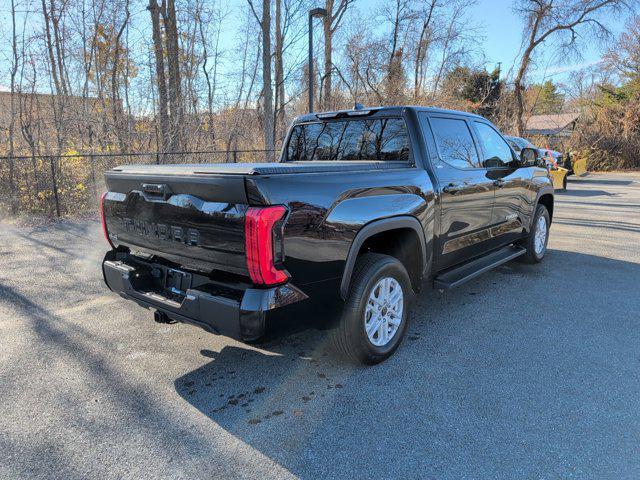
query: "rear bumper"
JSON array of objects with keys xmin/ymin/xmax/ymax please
[{"xmin": 102, "ymin": 252, "xmax": 307, "ymax": 341}]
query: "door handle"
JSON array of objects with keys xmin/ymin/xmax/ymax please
[
  {"xmin": 493, "ymin": 179, "xmax": 505, "ymax": 188},
  {"xmin": 442, "ymin": 182, "xmax": 462, "ymax": 194}
]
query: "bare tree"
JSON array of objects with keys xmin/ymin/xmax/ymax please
[
  {"xmin": 248, "ymin": 0, "xmax": 275, "ymax": 161},
  {"xmin": 513, "ymin": 0, "xmax": 631, "ymax": 136},
  {"xmin": 40, "ymin": 0, "xmax": 59, "ymax": 95},
  {"xmin": 196, "ymin": 0, "xmax": 226, "ymax": 147},
  {"xmin": 412, "ymin": 0, "xmax": 439, "ymax": 100},
  {"xmin": 382, "ymin": 0, "xmax": 412, "ymax": 102},
  {"xmin": 273, "ymin": 0, "xmax": 307, "ymax": 144},
  {"xmin": 428, "ymin": 0, "xmax": 477, "ymax": 98},
  {"xmin": 111, "ymin": 0, "xmax": 130, "ymax": 152},
  {"xmin": 148, "ymin": 0, "xmax": 170, "ymax": 153},
  {"xmin": 322, "ymin": 0, "xmax": 354, "ymax": 110},
  {"xmin": 602, "ymin": 15, "xmax": 640, "ymax": 81},
  {"xmin": 225, "ymin": 12, "xmax": 261, "ymax": 159},
  {"xmin": 7, "ymin": 0, "xmax": 19, "ymax": 214},
  {"xmin": 146, "ymin": 0, "xmax": 185, "ymax": 153},
  {"xmin": 164, "ymin": 0, "xmax": 184, "ymax": 151}
]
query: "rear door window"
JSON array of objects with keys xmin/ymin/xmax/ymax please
[
  {"xmin": 286, "ymin": 118, "xmax": 410, "ymax": 161},
  {"xmin": 429, "ymin": 117, "xmax": 481, "ymax": 169}
]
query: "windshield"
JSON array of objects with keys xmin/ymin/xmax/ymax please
[
  {"xmin": 509, "ymin": 136, "xmax": 535, "ymax": 150},
  {"xmin": 286, "ymin": 118, "xmax": 410, "ymax": 162}
]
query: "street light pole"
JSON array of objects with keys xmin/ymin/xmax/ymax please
[{"xmin": 308, "ymin": 8, "xmax": 327, "ymax": 113}]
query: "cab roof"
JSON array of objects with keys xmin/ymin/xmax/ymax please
[{"xmin": 294, "ymin": 105, "xmax": 484, "ymax": 123}]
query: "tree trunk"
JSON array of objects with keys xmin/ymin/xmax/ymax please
[
  {"xmin": 413, "ymin": 1, "xmax": 436, "ymax": 101},
  {"xmin": 41, "ymin": 0, "xmax": 62, "ymax": 96},
  {"xmin": 8, "ymin": 0, "xmax": 19, "ymax": 214},
  {"xmin": 261, "ymin": 0, "xmax": 275, "ymax": 161},
  {"xmin": 50, "ymin": 0, "xmax": 69, "ymax": 96},
  {"xmin": 197, "ymin": 5, "xmax": 218, "ymax": 148},
  {"xmin": 112, "ymin": 1, "xmax": 130, "ymax": 153},
  {"xmin": 274, "ymin": 0, "xmax": 285, "ymax": 144},
  {"xmin": 49, "ymin": 155, "xmax": 61, "ymax": 217},
  {"xmin": 148, "ymin": 0, "xmax": 170, "ymax": 154},
  {"xmin": 389, "ymin": 0, "xmax": 401, "ymax": 71},
  {"xmin": 514, "ymin": 30, "xmax": 537, "ymax": 136},
  {"xmin": 322, "ymin": 0, "xmax": 334, "ymax": 110},
  {"xmin": 164, "ymin": 0, "xmax": 183, "ymax": 151},
  {"xmin": 514, "ymin": 78, "xmax": 526, "ymax": 137}
]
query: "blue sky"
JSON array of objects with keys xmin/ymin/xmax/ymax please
[
  {"xmin": 0, "ymin": 0, "xmax": 632, "ymax": 94},
  {"xmin": 331, "ymin": 0, "xmax": 627, "ymax": 83},
  {"xmin": 466, "ymin": 0, "xmax": 626, "ymax": 81}
]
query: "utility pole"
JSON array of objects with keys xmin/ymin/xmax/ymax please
[{"xmin": 308, "ymin": 8, "xmax": 327, "ymax": 113}]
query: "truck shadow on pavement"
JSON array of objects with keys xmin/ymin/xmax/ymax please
[
  {"xmin": 556, "ymin": 188, "xmax": 617, "ymax": 197},
  {"xmin": 0, "ymin": 281, "xmax": 220, "ymax": 472},
  {"xmin": 552, "ymin": 217, "xmax": 640, "ymax": 233},
  {"xmin": 569, "ymin": 178, "xmax": 635, "ymax": 186},
  {"xmin": 3, "ymin": 220, "xmax": 99, "ymax": 257},
  {"xmin": 174, "ymin": 249, "xmax": 640, "ymax": 478}
]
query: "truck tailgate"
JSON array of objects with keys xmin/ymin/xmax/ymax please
[{"xmin": 103, "ymin": 168, "xmax": 250, "ymax": 276}]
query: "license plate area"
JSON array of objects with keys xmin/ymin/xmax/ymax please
[{"xmin": 164, "ymin": 268, "xmax": 192, "ymax": 296}]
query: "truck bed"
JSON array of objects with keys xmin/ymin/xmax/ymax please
[
  {"xmin": 110, "ymin": 160, "xmax": 409, "ymax": 176},
  {"xmin": 102, "ymin": 160, "xmax": 411, "ymax": 279}
]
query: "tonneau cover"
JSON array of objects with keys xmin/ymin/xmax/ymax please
[{"xmin": 110, "ymin": 161, "xmax": 408, "ymax": 176}]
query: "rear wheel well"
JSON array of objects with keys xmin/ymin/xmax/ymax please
[
  {"xmin": 538, "ymin": 194, "xmax": 554, "ymax": 221},
  {"xmin": 357, "ymin": 228, "xmax": 423, "ymax": 293}
]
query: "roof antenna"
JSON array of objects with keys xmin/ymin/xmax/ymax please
[{"xmin": 354, "ymin": 102, "xmax": 364, "ymax": 110}]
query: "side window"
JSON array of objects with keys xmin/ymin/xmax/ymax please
[
  {"xmin": 507, "ymin": 139, "xmax": 521, "ymax": 153},
  {"xmin": 474, "ymin": 122, "xmax": 515, "ymax": 168},
  {"xmin": 429, "ymin": 117, "xmax": 480, "ymax": 169}
]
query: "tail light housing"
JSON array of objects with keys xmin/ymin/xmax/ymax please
[
  {"xmin": 245, "ymin": 205, "xmax": 289, "ymax": 286},
  {"xmin": 100, "ymin": 192, "xmax": 114, "ymax": 248}
]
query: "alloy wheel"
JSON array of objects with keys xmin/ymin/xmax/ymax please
[{"xmin": 364, "ymin": 277, "xmax": 404, "ymax": 347}]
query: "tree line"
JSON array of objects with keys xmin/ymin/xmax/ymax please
[{"xmin": 0, "ymin": 0, "xmax": 638, "ymax": 217}]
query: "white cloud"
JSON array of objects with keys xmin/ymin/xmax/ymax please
[{"xmin": 542, "ymin": 59, "xmax": 604, "ymax": 76}]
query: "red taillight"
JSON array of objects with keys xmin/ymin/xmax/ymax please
[
  {"xmin": 100, "ymin": 192, "xmax": 114, "ymax": 248},
  {"xmin": 245, "ymin": 205, "xmax": 289, "ymax": 286}
]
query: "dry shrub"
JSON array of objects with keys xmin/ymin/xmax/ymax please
[{"xmin": 570, "ymin": 94, "xmax": 640, "ymax": 171}]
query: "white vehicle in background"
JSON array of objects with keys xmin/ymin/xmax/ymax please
[
  {"xmin": 505, "ymin": 135, "xmax": 564, "ymax": 167},
  {"xmin": 505, "ymin": 135, "xmax": 570, "ymax": 191}
]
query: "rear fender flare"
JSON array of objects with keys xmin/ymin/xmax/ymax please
[{"xmin": 339, "ymin": 216, "xmax": 428, "ymax": 300}]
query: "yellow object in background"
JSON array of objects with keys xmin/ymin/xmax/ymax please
[
  {"xmin": 573, "ymin": 158, "xmax": 587, "ymax": 176},
  {"xmin": 549, "ymin": 167, "xmax": 569, "ymax": 191}
]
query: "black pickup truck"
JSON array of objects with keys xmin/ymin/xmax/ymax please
[{"xmin": 101, "ymin": 106, "xmax": 553, "ymax": 364}]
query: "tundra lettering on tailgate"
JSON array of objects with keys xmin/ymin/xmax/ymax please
[{"xmin": 122, "ymin": 217, "xmax": 200, "ymax": 246}]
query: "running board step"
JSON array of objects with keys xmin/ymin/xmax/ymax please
[{"xmin": 433, "ymin": 245, "xmax": 526, "ymax": 289}]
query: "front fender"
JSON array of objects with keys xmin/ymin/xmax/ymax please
[{"xmin": 531, "ymin": 185, "xmax": 554, "ymax": 228}]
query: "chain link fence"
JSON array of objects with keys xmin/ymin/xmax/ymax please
[{"xmin": 0, "ymin": 149, "xmax": 277, "ymax": 218}]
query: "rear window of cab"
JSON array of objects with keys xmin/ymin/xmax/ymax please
[{"xmin": 286, "ymin": 118, "xmax": 410, "ymax": 162}]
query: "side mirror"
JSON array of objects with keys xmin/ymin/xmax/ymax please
[{"xmin": 520, "ymin": 147, "xmax": 540, "ymax": 167}]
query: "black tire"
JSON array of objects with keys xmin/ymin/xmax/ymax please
[
  {"xmin": 520, "ymin": 204, "xmax": 550, "ymax": 264},
  {"xmin": 332, "ymin": 253, "xmax": 412, "ymax": 365}
]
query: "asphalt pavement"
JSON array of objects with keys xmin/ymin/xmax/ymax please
[{"xmin": 1, "ymin": 172, "xmax": 639, "ymax": 480}]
